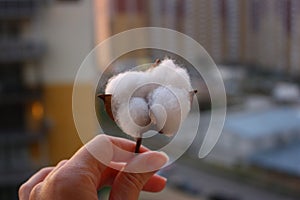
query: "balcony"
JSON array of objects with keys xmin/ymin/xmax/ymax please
[
  {"xmin": 0, "ymin": 0, "xmax": 49, "ymax": 20},
  {"xmin": 0, "ymin": 39, "xmax": 45, "ymax": 63}
]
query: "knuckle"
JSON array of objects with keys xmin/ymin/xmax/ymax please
[
  {"xmin": 48, "ymin": 167, "xmax": 91, "ymax": 188},
  {"xmin": 122, "ymin": 173, "xmax": 145, "ymax": 192},
  {"xmin": 18, "ymin": 183, "xmax": 29, "ymax": 196},
  {"xmin": 39, "ymin": 167, "xmax": 52, "ymax": 174},
  {"xmin": 29, "ymin": 183, "xmax": 43, "ymax": 199},
  {"xmin": 47, "ymin": 170, "xmax": 69, "ymax": 185},
  {"xmin": 56, "ymin": 159, "xmax": 68, "ymax": 167}
]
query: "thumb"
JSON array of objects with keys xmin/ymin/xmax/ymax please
[{"xmin": 109, "ymin": 151, "xmax": 168, "ymax": 200}]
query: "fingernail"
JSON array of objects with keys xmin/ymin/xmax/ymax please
[
  {"xmin": 159, "ymin": 176, "xmax": 167, "ymax": 182},
  {"xmin": 124, "ymin": 151, "xmax": 169, "ymax": 173}
]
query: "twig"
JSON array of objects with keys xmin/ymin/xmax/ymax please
[{"xmin": 135, "ymin": 137, "xmax": 142, "ymax": 153}]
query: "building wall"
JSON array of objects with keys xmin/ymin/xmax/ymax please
[
  {"xmin": 108, "ymin": 0, "xmax": 300, "ymax": 76},
  {"xmin": 290, "ymin": 0, "xmax": 300, "ymax": 75},
  {"xmin": 28, "ymin": 0, "xmax": 97, "ymax": 164}
]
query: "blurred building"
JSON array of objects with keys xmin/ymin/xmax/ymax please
[
  {"xmin": 106, "ymin": 0, "xmax": 300, "ymax": 77},
  {"xmin": 0, "ymin": 0, "xmax": 97, "ymax": 199},
  {"xmin": 0, "ymin": 0, "xmax": 49, "ymax": 199},
  {"xmin": 206, "ymin": 106, "xmax": 300, "ymax": 167},
  {"xmin": 251, "ymin": 141, "xmax": 300, "ymax": 177},
  {"xmin": 34, "ymin": 0, "xmax": 96, "ymax": 163},
  {"xmin": 0, "ymin": 0, "xmax": 298, "ymax": 199}
]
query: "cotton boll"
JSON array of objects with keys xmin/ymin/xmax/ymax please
[
  {"xmin": 149, "ymin": 86, "xmax": 191, "ymax": 136},
  {"xmin": 133, "ymin": 83, "xmax": 158, "ymax": 98},
  {"xmin": 174, "ymin": 67, "xmax": 192, "ymax": 90},
  {"xmin": 103, "ymin": 59, "xmax": 194, "ymax": 139},
  {"xmin": 149, "ymin": 103, "xmax": 167, "ymax": 133},
  {"xmin": 105, "ymin": 72, "xmax": 127, "ymax": 95},
  {"xmin": 106, "ymin": 71, "xmax": 145, "ymax": 104},
  {"xmin": 116, "ymin": 97, "xmax": 151, "ymax": 138},
  {"xmin": 128, "ymin": 97, "xmax": 151, "ymax": 127},
  {"xmin": 149, "ymin": 59, "xmax": 192, "ymax": 91}
]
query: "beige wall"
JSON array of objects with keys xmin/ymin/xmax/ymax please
[
  {"xmin": 44, "ymin": 85, "xmax": 82, "ymax": 163},
  {"xmin": 40, "ymin": 0, "xmax": 95, "ymax": 84},
  {"xmin": 27, "ymin": 0, "xmax": 100, "ymax": 164}
]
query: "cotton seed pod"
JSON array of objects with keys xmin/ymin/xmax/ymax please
[{"xmin": 98, "ymin": 58, "xmax": 196, "ymax": 139}]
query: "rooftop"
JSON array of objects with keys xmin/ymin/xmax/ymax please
[
  {"xmin": 250, "ymin": 142, "xmax": 300, "ymax": 176},
  {"xmin": 224, "ymin": 106, "xmax": 300, "ymax": 139}
]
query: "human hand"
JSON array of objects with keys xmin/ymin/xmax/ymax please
[{"xmin": 19, "ymin": 135, "xmax": 169, "ymax": 200}]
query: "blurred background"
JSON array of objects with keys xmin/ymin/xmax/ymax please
[{"xmin": 0, "ymin": 0, "xmax": 300, "ymax": 199}]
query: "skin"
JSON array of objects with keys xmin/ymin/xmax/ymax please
[{"xmin": 19, "ymin": 135, "xmax": 168, "ymax": 200}]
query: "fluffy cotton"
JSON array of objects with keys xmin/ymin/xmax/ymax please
[
  {"xmin": 148, "ymin": 59, "xmax": 192, "ymax": 91},
  {"xmin": 116, "ymin": 97, "xmax": 151, "ymax": 138},
  {"xmin": 104, "ymin": 58, "xmax": 193, "ymax": 138},
  {"xmin": 148, "ymin": 86, "xmax": 190, "ymax": 136},
  {"xmin": 106, "ymin": 71, "xmax": 149, "ymax": 104}
]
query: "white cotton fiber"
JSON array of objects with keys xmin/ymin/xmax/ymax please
[
  {"xmin": 106, "ymin": 71, "xmax": 147, "ymax": 104},
  {"xmin": 104, "ymin": 58, "xmax": 193, "ymax": 138},
  {"xmin": 148, "ymin": 86, "xmax": 190, "ymax": 136},
  {"xmin": 148, "ymin": 59, "xmax": 192, "ymax": 91},
  {"xmin": 105, "ymin": 71, "xmax": 150, "ymax": 119},
  {"xmin": 116, "ymin": 97, "xmax": 151, "ymax": 138}
]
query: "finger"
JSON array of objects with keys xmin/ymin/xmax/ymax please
[
  {"xmin": 19, "ymin": 167, "xmax": 54, "ymax": 200},
  {"xmin": 99, "ymin": 162, "xmax": 167, "ymax": 192},
  {"xmin": 56, "ymin": 159, "xmax": 68, "ymax": 168},
  {"xmin": 107, "ymin": 136, "xmax": 150, "ymax": 162},
  {"xmin": 74, "ymin": 134, "xmax": 149, "ymax": 167},
  {"xmin": 98, "ymin": 162, "xmax": 125, "ymax": 187},
  {"xmin": 74, "ymin": 135, "xmax": 150, "ymax": 166},
  {"xmin": 28, "ymin": 182, "xmax": 43, "ymax": 200},
  {"xmin": 59, "ymin": 135, "xmax": 156, "ymax": 191},
  {"xmin": 65, "ymin": 135, "xmax": 151, "ymax": 188},
  {"xmin": 57, "ymin": 134, "xmax": 115, "ymax": 190},
  {"xmin": 143, "ymin": 174, "xmax": 167, "ymax": 192},
  {"xmin": 107, "ymin": 135, "xmax": 149, "ymax": 153},
  {"xmin": 67, "ymin": 134, "xmax": 110, "ymax": 176},
  {"xmin": 44, "ymin": 160, "xmax": 68, "ymax": 180},
  {"xmin": 109, "ymin": 151, "xmax": 168, "ymax": 200}
]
